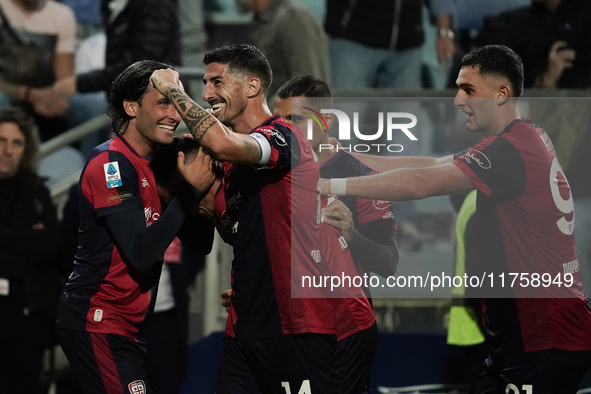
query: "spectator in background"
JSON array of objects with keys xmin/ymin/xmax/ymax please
[
  {"xmin": 59, "ymin": 0, "xmax": 102, "ymax": 40},
  {"xmin": 237, "ymin": 0, "xmax": 330, "ymax": 98},
  {"xmin": 325, "ymin": 0, "xmax": 456, "ymax": 89},
  {"xmin": 0, "ymin": 0, "xmax": 105, "ymax": 140},
  {"xmin": 0, "ymin": 107, "xmax": 61, "ymax": 394},
  {"xmin": 478, "ymin": 0, "xmax": 591, "ymax": 89},
  {"xmin": 45, "ymin": 0, "xmax": 181, "ymax": 132}
]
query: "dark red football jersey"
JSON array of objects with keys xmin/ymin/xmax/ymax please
[
  {"xmin": 56, "ymin": 136, "xmax": 162, "ymax": 340},
  {"xmin": 319, "ymin": 220, "xmax": 375, "ymax": 341},
  {"xmin": 214, "ymin": 115, "xmax": 336, "ymax": 340},
  {"xmin": 453, "ymin": 119, "xmax": 591, "ymax": 356}
]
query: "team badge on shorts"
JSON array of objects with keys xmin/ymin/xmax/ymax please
[{"xmin": 128, "ymin": 380, "xmax": 145, "ymax": 394}]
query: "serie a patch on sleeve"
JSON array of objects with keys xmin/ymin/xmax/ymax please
[{"xmin": 104, "ymin": 161, "xmax": 123, "ymax": 188}]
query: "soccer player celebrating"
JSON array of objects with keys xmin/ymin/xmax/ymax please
[
  {"xmin": 150, "ymin": 45, "xmax": 340, "ymax": 393},
  {"xmin": 56, "ymin": 60, "xmax": 215, "ymax": 394},
  {"xmin": 274, "ymin": 75, "xmax": 398, "ymax": 393},
  {"xmin": 319, "ymin": 45, "xmax": 591, "ymax": 393}
]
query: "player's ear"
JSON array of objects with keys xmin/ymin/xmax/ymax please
[
  {"xmin": 124, "ymin": 100, "xmax": 138, "ymax": 117},
  {"xmin": 247, "ymin": 77, "xmax": 261, "ymax": 98},
  {"xmin": 324, "ymin": 112, "xmax": 335, "ymax": 132},
  {"xmin": 496, "ymin": 84, "xmax": 511, "ymax": 105}
]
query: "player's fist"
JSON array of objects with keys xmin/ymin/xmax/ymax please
[
  {"xmin": 221, "ymin": 289, "xmax": 233, "ymax": 313},
  {"xmin": 150, "ymin": 68, "xmax": 182, "ymax": 95}
]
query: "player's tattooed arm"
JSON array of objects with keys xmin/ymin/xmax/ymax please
[
  {"xmin": 151, "ymin": 69, "xmax": 262, "ymax": 165},
  {"xmin": 167, "ymin": 87, "xmax": 217, "ymax": 144},
  {"xmin": 243, "ymin": 138, "xmax": 261, "ymax": 164}
]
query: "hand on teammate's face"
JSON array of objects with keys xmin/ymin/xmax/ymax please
[{"xmin": 150, "ymin": 68, "xmax": 182, "ymax": 96}]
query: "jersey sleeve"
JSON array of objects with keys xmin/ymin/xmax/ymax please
[
  {"xmin": 80, "ymin": 151, "xmax": 144, "ymax": 217},
  {"xmin": 453, "ymin": 136, "xmax": 527, "ymax": 201},
  {"xmin": 250, "ymin": 123, "xmax": 300, "ymax": 171}
]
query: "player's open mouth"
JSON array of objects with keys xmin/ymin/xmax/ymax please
[
  {"xmin": 211, "ymin": 102, "xmax": 226, "ymax": 115},
  {"xmin": 158, "ymin": 124, "xmax": 176, "ymax": 133}
]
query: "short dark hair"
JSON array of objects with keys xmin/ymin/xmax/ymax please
[
  {"xmin": 461, "ymin": 45, "xmax": 524, "ymax": 97},
  {"xmin": 108, "ymin": 60, "xmax": 174, "ymax": 134},
  {"xmin": 276, "ymin": 75, "xmax": 333, "ymax": 109},
  {"xmin": 0, "ymin": 107, "xmax": 40, "ymax": 173},
  {"xmin": 203, "ymin": 44, "xmax": 272, "ymax": 98},
  {"xmin": 151, "ymin": 137, "xmax": 199, "ymax": 189}
]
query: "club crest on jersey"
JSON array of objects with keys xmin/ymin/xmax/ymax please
[
  {"xmin": 128, "ymin": 380, "xmax": 145, "ymax": 394},
  {"xmin": 104, "ymin": 161, "xmax": 122, "ymax": 188}
]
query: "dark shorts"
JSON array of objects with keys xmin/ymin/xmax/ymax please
[
  {"xmin": 475, "ymin": 348, "xmax": 591, "ymax": 394},
  {"xmin": 57, "ymin": 329, "xmax": 151, "ymax": 394},
  {"xmin": 216, "ymin": 333, "xmax": 339, "ymax": 394},
  {"xmin": 336, "ymin": 322, "xmax": 378, "ymax": 394}
]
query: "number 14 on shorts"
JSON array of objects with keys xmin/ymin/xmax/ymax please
[
  {"xmin": 506, "ymin": 384, "xmax": 533, "ymax": 394},
  {"xmin": 281, "ymin": 380, "xmax": 311, "ymax": 394}
]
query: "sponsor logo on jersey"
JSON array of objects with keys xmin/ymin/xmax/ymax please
[
  {"xmin": 93, "ymin": 309, "xmax": 103, "ymax": 322},
  {"xmin": 311, "ymin": 249, "xmax": 321, "ymax": 263},
  {"xmin": 372, "ymin": 200, "xmax": 390, "ymax": 210},
  {"xmin": 257, "ymin": 127, "xmax": 287, "ymax": 146},
  {"xmin": 144, "ymin": 207, "xmax": 160, "ymax": 223},
  {"xmin": 463, "ymin": 148, "xmax": 491, "ymax": 170},
  {"xmin": 128, "ymin": 380, "xmax": 145, "ymax": 394},
  {"xmin": 104, "ymin": 162, "xmax": 122, "ymax": 188},
  {"xmin": 563, "ymin": 259, "xmax": 579, "ymax": 275},
  {"xmin": 338, "ymin": 236, "xmax": 348, "ymax": 251}
]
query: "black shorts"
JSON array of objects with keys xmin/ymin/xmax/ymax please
[
  {"xmin": 475, "ymin": 348, "xmax": 591, "ymax": 394},
  {"xmin": 58, "ymin": 328, "xmax": 151, "ymax": 394},
  {"xmin": 216, "ymin": 333, "xmax": 339, "ymax": 394},
  {"xmin": 336, "ymin": 322, "xmax": 378, "ymax": 394}
]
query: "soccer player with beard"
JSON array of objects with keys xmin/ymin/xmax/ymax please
[{"xmin": 150, "ymin": 44, "xmax": 340, "ymax": 393}]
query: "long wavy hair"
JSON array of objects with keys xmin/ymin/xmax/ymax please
[{"xmin": 0, "ymin": 107, "xmax": 40, "ymax": 173}]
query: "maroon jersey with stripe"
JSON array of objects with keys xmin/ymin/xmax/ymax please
[
  {"xmin": 56, "ymin": 136, "xmax": 162, "ymax": 340},
  {"xmin": 214, "ymin": 115, "xmax": 336, "ymax": 340},
  {"xmin": 453, "ymin": 119, "xmax": 591, "ymax": 356},
  {"xmin": 319, "ymin": 220, "xmax": 375, "ymax": 341}
]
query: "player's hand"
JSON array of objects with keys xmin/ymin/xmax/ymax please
[
  {"xmin": 328, "ymin": 136, "xmax": 342, "ymax": 149},
  {"xmin": 541, "ymin": 41, "xmax": 575, "ymax": 88},
  {"xmin": 177, "ymin": 147, "xmax": 215, "ymax": 192},
  {"xmin": 150, "ymin": 68, "xmax": 182, "ymax": 96},
  {"xmin": 197, "ymin": 179, "xmax": 219, "ymax": 219},
  {"xmin": 221, "ymin": 288, "xmax": 232, "ymax": 313},
  {"xmin": 318, "ymin": 178, "xmax": 330, "ymax": 196},
  {"xmin": 322, "ymin": 199, "xmax": 355, "ymax": 243}
]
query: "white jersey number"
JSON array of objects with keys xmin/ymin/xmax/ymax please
[{"xmin": 549, "ymin": 157, "xmax": 575, "ymax": 235}]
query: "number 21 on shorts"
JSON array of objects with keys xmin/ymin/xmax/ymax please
[{"xmin": 506, "ymin": 384, "xmax": 533, "ymax": 394}]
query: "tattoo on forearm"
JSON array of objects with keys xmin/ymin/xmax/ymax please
[
  {"xmin": 168, "ymin": 87, "xmax": 217, "ymax": 142},
  {"xmin": 243, "ymin": 139, "xmax": 260, "ymax": 163}
]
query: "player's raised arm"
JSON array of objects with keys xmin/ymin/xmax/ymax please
[
  {"xmin": 348, "ymin": 150, "xmax": 454, "ymax": 172},
  {"xmin": 320, "ymin": 162, "xmax": 474, "ymax": 201},
  {"xmin": 150, "ymin": 69, "xmax": 263, "ymax": 165}
]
